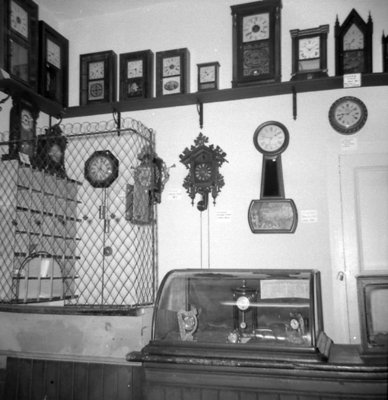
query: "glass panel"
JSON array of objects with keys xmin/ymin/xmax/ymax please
[
  {"xmin": 10, "ymin": 40, "xmax": 29, "ymax": 82},
  {"xmin": 298, "ymin": 59, "xmax": 320, "ymax": 71}
]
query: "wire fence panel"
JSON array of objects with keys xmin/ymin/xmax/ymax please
[{"xmin": 0, "ymin": 116, "xmax": 157, "ymax": 309}]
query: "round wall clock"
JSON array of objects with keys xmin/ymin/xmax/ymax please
[
  {"xmin": 84, "ymin": 150, "xmax": 119, "ymax": 188},
  {"xmin": 329, "ymin": 96, "xmax": 367, "ymax": 134},
  {"xmin": 253, "ymin": 121, "xmax": 289, "ymax": 156}
]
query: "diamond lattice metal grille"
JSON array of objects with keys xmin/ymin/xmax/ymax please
[{"xmin": 0, "ymin": 117, "xmax": 157, "ymax": 308}]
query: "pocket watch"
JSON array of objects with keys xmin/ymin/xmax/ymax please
[
  {"xmin": 84, "ymin": 150, "xmax": 119, "ymax": 188},
  {"xmin": 253, "ymin": 121, "xmax": 289, "ymax": 156},
  {"xmin": 328, "ymin": 96, "xmax": 368, "ymax": 134}
]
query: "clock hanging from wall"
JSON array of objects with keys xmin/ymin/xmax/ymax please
[
  {"xmin": 231, "ymin": 0, "xmax": 282, "ymax": 87},
  {"xmin": 80, "ymin": 51, "xmax": 117, "ymax": 105},
  {"xmin": 290, "ymin": 25, "xmax": 329, "ymax": 80},
  {"xmin": 335, "ymin": 9, "xmax": 373, "ymax": 75},
  {"xmin": 248, "ymin": 121, "xmax": 297, "ymax": 234},
  {"xmin": 84, "ymin": 150, "xmax": 119, "ymax": 188},
  {"xmin": 0, "ymin": 0, "xmax": 39, "ymax": 90}
]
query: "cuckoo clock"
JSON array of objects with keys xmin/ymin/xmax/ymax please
[
  {"xmin": 180, "ymin": 133, "xmax": 227, "ymax": 212},
  {"xmin": 335, "ymin": 9, "xmax": 373, "ymax": 75},
  {"xmin": 248, "ymin": 121, "xmax": 297, "ymax": 233}
]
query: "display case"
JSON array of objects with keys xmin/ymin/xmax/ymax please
[{"xmin": 145, "ymin": 269, "xmax": 332, "ymax": 363}]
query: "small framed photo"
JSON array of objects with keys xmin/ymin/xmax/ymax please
[
  {"xmin": 248, "ymin": 198, "xmax": 298, "ymax": 233},
  {"xmin": 119, "ymin": 50, "xmax": 153, "ymax": 100},
  {"xmin": 38, "ymin": 21, "xmax": 69, "ymax": 107},
  {"xmin": 79, "ymin": 50, "xmax": 117, "ymax": 105}
]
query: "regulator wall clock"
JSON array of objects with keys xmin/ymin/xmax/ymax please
[
  {"xmin": 38, "ymin": 21, "xmax": 69, "ymax": 106},
  {"xmin": 248, "ymin": 121, "xmax": 297, "ymax": 233},
  {"xmin": 328, "ymin": 96, "xmax": 367, "ymax": 134},
  {"xmin": 180, "ymin": 133, "xmax": 227, "ymax": 212},
  {"xmin": 290, "ymin": 25, "xmax": 329, "ymax": 80},
  {"xmin": 156, "ymin": 48, "xmax": 190, "ymax": 96},
  {"xmin": 80, "ymin": 50, "xmax": 117, "ymax": 105},
  {"xmin": 0, "ymin": 0, "xmax": 39, "ymax": 90},
  {"xmin": 119, "ymin": 50, "xmax": 153, "ymax": 100},
  {"xmin": 197, "ymin": 62, "xmax": 220, "ymax": 91},
  {"xmin": 231, "ymin": 0, "xmax": 282, "ymax": 87},
  {"xmin": 84, "ymin": 150, "xmax": 119, "ymax": 188},
  {"xmin": 335, "ymin": 9, "xmax": 373, "ymax": 75}
]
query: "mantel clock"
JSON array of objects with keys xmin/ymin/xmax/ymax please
[
  {"xmin": 290, "ymin": 25, "xmax": 329, "ymax": 80},
  {"xmin": 0, "ymin": 0, "xmax": 39, "ymax": 90},
  {"xmin": 335, "ymin": 9, "xmax": 373, "ymax": 75},
  {"xmin": 231, "ymin": 0, "xmax": 282, "ymax": 87}
]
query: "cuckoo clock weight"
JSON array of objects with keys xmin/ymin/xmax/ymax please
[{"xmin": 180, "ymin": 133, "xmax": 227, "ymax": 212}]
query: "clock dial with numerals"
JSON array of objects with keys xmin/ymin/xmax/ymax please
[
  {"xmin": 127, "ymin": 60, "xmax": 143, "ymax": 78},
  {"xmin": 329, "ymin": 96, "xmax": 367, "ymax": 134},
  {"xmin": 343, "ymin": 24, "xmax": 364, "ymax": 50},
  {"xmin": 194, "ymin": 163, "xmax": 212, "ymax": 182},
  {"xmin": 299, "ymin": 36, "xmax": 320, "ymax": 59},
  {"xmin": 10, "ymin": 0, "xmax": 29, "ymax": 39},
  {"xmin": 84, "ymin": 150, "xmax": 119, "ymax": 188},
  {"xmin": 242, "ymin": 13, "xmax": 269, "ymax": 42},
  {"xmin": 163, "ymin": 56, "xmax": 181, "ymax": 76},
  {"xmin": 88, "ymin": 61, "xmax": 105, "ymax": 79},
  {"xmin": 46, "ymin": 38, "xmax": 61, "ymax": 68},
  {"xmin": 253, "ymin": 121, "xmax": 289, "ymax": 155}
]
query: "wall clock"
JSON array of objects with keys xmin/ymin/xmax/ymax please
[
  {"xmin": 84, "ymin": 150, "xmax": 119, "ymax": 188},
  {"xmin": 34, "ymin": 124, "xmax": 67, "ymax": 178},
  {"xmin": 328, "ymin": 96, "xmax": 367, "ymax": 134},
  {"xmin": 38, "ymin": 21, "xmax": 69, "ymax": 107},
  {"xmin": 249, "ymin": 121, "xmax": 297, "ymax": 233},
  {"xmin": 231, "ymin": 0, "xmax": 282, "ymax": 87},
  {"xmin": 80, "ymin": 50, "xmax": 117, "ymax": 105},
  {"xmin": 197, "ymin": 62, "xmax": 220, "ymax": 91},
  {"xmin": 2, "ymin": 96, "xmax": 39, "ymax": 162},
  {"xmin": 335, "ymin": 9, "xmax": 373, "ymax": 75},
  {"xmin": 179, "ymin": 133, "xmax": 227, "ymax": 212},
  {"xmin": 0, "ymin": 0, "xmax": 39, "ymax": 90},
  {"xmin": 119, "ymin": 50, "xmax": 153, "ymax": 100},
  {"xmin": 383, "ymin": 33, "xmax": 388, "ymax": 73},
  {"xmin": 290, "ymin": 25, "xmax": 329, "ymax": 80},
  {"xmin": 156, "ymin": 48, "xmax": 190, "ymax": 96}
]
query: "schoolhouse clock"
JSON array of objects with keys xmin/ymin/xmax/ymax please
[
  {"xmin": 80, "ymin": 51, "xmax": 117, "ymax": 105},
  {"xmin": 231, "ymin": 0, "xmax": 282, "ymax": 87},
  {"xmin": 335, "ymin": 9, "xmax": 373, "ymax": 75},
  {"xmin": 290, "ymin": 25, "xmax": 329, "ymax": 80},
  {"xmin": 119, "ymin": 50, "xmax": 153, "ymax": 100},
  {"xmin": 156, "ymin": 48, "xmax": 190, "ymax": 96},
  {"xmin": 38, "ymin": 22, "xmax": 69, "ymax": 106},
  {"xmin": 197, "ymin": 62, "xmax": 220, "ymax": 91},
  {"xmin": 84, "ymin": 150, "xmax": 119, "ymax": 188},
  {"xmin": 0, "ymin": 0, "xmax": 39, "ymax": 90},
  {"xmin": 328, "ymin": 96, "xmax": 367, "ymax": 134}
]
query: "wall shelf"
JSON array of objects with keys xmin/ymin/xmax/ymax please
[{"xmin": 62, "ymin": 73, "xmax": 388, "ymax": 119}]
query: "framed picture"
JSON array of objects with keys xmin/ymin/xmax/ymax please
[
  {"xmin": 119, "ymin": 50, "xmax": 153, "ymax": 100},
  {"xmin": 248, "ymin": 198, "xmax": 298, "ymax": 233},
  {"xmin": 38, "ymin": 21, "xmax": 69, "ymax": 106},
  {"xmin": 79, "ymin": 50, "xmax": 117, "ymax": 105}
]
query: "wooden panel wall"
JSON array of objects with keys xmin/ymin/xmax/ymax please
[{"xmin": 3, "ymin": 358, "xmax": 141, "ymax": 400}]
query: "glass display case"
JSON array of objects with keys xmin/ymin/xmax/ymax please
[{"xmin": 146, "ymin": 269, "xmax": 332, "ymax": 363}]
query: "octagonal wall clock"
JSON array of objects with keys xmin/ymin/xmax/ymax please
[
  {"xmin": 231, "ymin": 0, "xmax": 282, "ymax": 87},
  {"xmin": 84, "ymin": 150, "xmax": 119, "ymax": 188},
  {"xmin": 335, "ymin": 8, "xmax": 373, "ymax": 75}
]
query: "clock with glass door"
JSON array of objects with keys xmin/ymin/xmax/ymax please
[
  {"xmin": 290, "ymin": 25, "xmax": 329, "ymax": 80},
  {"xmin": 231, "ymin": 0, "xmax": 282, "ymax": 87},
  {"xmin": 335, "ymin": 8, "xmax": 373, "ymax": 75}
]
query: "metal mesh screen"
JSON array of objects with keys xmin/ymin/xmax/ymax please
[{"xmin": 0, "ymin": 116, "xmax": 157, "ymax": 309}]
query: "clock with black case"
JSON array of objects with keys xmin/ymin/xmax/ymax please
[{"xmin": 231, "ymin": 0, "xmax": 282, "ymax": 87}]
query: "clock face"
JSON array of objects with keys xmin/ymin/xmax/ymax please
[
  {"xmin": 48, "ymin": 143, "xmax": 63, "ymax": 164},
  {"xmin": 343, "ymin": 24, "xmax": 364, "ymax": 50},
  {"xmin": 329, "ymin": 96, "xmax": 367, "ymax": 134},
  {"xmin": 290, "ymin": 318, "xmax": 299, "ymax": 330},
  {"xmin": 299, "ymin": 36, "xmax": 320, "ymax": 60},
  {"xmin": 127, "ymin": 59, "xmax": 143, "ymax": 78},
  {"xmin": 200, "ymin": 66, "xmax": 215, "ymax": 83},
  {"xmin": 236, "ymin": 296, "xmax": 250, "ymax": 311},
  {"xmin": 163, "ymin": 56, "xmax": 181, "ymax": 76},
  {"xmin": 254, "ymin": 122, "xmax": 289, "ymax": 155},
  {"xmin": 242, "ymin": 13, "xmax": 270, "ymax": 42},
  {"xmin": 46, "ymin": 39, "xmax": 61, "ymax": 69},
  {"xmin": 85, "ymin": 150, "xmax": 119, "ymax": 188},
  {"xmin": 88, "ymin": 61, "xmax": 105, "ymax": 79},
  {"xmin": 10, "ymin": 0, "xmax": 29, "ymax": 39},
  {"xmin": 194, "ymin": 163, "xmax": 212, "ymax": 182}
]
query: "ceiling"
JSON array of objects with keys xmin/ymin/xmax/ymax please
[{"xmin": 36, "ymin": 0, "xmax": 174, "ymax": 20}]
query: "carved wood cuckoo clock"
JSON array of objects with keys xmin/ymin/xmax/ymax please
[{"xmin": 180, "ymin": 133, "xmax": 227, "ymax": 212}]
